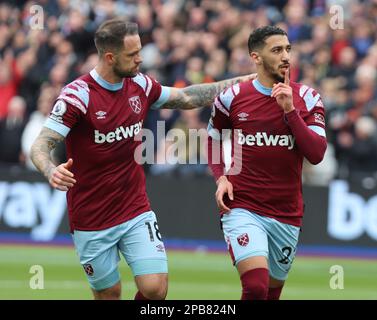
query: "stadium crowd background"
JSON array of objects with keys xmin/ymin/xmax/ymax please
[{"xmin": 0, "ymin": 0, "xmax": 376, "ymax": 188}]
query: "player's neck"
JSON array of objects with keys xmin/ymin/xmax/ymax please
[
  {"xmin": 256, "ymin": 73, "xmax": 275, "ymax": 88},
  {"xmin": 95, "ymin": 63, "xmax": 122, "ymax": 84}
]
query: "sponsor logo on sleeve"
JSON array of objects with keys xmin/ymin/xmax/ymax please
[
  {"xmin": 314, "ymin": 113, "xmax": 325, "ymax": 126},
  {"xmin": 49, "ymin": 100, "xmax": 67, "ymax": 123}
]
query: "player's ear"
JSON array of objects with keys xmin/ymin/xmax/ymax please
[
  {"xmin": 104, "ymin": 52, "xmax": 116, "ymax": 65},
  {"xmin": 250, "ymin": 51, "xmax": 262, "ymax": 66}
]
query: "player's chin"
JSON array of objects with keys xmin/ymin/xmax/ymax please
[
  {"xmin": 121, "ymin": 71, "xmax": 138, "ymax": 78},
  {"xmin": 132, "ymin": 66, "xmax": 140, "ymax": 75},
  {"xmin": 129, "ymin": 70, "xmax": 139, "ymax": 77},
  {"xmin": 275, "ymin": 72, "xmax": 285, "ymax": 82}
]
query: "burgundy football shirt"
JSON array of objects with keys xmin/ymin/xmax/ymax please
[
  {"xmin": 207, "ymin": 79, "xmax": 326, "ymax": 227},
  {"xmin": 44, "ymin": 69, "xmax": 170, "ymax": 231}
]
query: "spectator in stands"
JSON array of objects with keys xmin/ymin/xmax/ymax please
[
  {"xmin": 21, "ymin": 86, "xmax": 57, "ymax": 170},
  {"xmin": 0, "ymin": 96, "xmax": 27, "ymax": 165},
  {"xmin": 0, "ymin": 0, "xmax": 376, "ymax": 184}
]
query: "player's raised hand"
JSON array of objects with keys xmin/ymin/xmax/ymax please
[
  {"xmin": 271, "ymin": 69, "xmax": 295, "ymax": 113},
  {"xmin": 215, "ymin": 176, "xmax": 234, "ymax": 213},
  {"xmin": 48, "ymin": 158, "xmax": 76, "ymax": 191}
]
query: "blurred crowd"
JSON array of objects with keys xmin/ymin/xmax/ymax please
[{"xmin": 0, "ymin": 0, "xmax": 377, "ymax": 188}]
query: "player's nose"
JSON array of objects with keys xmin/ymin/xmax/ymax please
[
  {"xmin": 135, "ymin": 54, "xmax": 143, "ymax": 64},
  {"xmin": 281, "ymin": 50, "xmax": 290, "ymax": 62}
]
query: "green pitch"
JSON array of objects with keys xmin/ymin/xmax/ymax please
[{"xmin": 0, "ymin": 245, "xmax": 376, "ymax": 300}]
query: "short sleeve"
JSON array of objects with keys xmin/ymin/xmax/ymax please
[
  {"xmin": 44, "ymin": 80, "xmax": 89, "ymax": 137},
  {"xmin": 131, "ymin": 73, "xmax": 171, "ymax": 110},
  {"xmin": 207, "ymin": 95, "xmax": 232, "ymax": 140},
  {"xmin": 299, "ymin": 85, "xmax": 326, "ymax": 138}
]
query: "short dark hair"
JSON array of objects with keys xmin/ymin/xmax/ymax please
[
  {"xmin": 248, "ymin": 26, "xmax": 287, "ymax": 52},
  {"xmin": 94, "ymin": 19, "xmax": 139, "ymax": 56}
]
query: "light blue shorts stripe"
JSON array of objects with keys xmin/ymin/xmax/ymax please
[{"xmin": 221, "ymin": 208, "xmax": 300, "ymax": 281}]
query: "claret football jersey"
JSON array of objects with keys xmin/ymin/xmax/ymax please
[
  {"xmin": 208, "ymin": 79, "xmax": 326, "ymax": 226},
  {"xmin": 44, "ymin": 69, "xmax": 170, "ymax": 231}
]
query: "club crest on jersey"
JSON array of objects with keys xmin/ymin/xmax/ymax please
[
  {"xmin": 129, "ymin": 96, "xmax": 142, "ymax": 114},
  {"xmin": 237, "ymin": 233, "xmax": 249, "ymax": 246},
  {"xmin": 83, "ymin": 264, "xmax": 94, "ymax": 276}
]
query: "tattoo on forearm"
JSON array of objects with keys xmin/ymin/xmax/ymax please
[
  {"xmin": 30, "ymin": 127, "xmax": 64, "ymax": 180},
  {"xmin": 162, "ymin": 89, "xmax": 192, "ymax": 110},
  {"xmin": 164, "ymin": 76, "xmax": 246, "ymax": 110},
  {"xmin": 185, "ymin": 77, "xmax": 244, "ymax": 108}
]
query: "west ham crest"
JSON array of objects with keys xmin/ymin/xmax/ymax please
[
  {"xmin": 237, "ymin": 233, "xmax": 249, "ymax": 246},
  {"xmin": 129, "ymin": 96, "xmax": 142, "ymax": 114},
  {"xmin": 83, "ymin": 264, "xmax": 94, "ymax": 276}
]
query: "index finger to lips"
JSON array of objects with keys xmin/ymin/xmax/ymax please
[{"xmin": 285, "ymin": 68, "xmax": 290, "ymax": 85}]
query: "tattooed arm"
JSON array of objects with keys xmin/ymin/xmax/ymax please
[
  {"xmin": 161, "ymin": 74, "xmax": 256, "ymax": 110},
  {"xmin": 30, "ymin": 127, "xmax": 76, "ymax": 191}
]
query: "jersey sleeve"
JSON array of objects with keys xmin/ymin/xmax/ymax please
[
  {"xmin": 131, "ymin": 73, "xmax": 171, "ymax": 110},
  {"xmin": 207, "ymin": 85, "xmax": 238, "ymax": 140},
  {"xmin": 44, "ymin": 79, "xmax": 89, "ymax": 137},
  {"xmin": 298, "ymin": 85, "xmax": 326, "ymax": 138},
  {"xmin": 207, "ymin": 85, "xmax": 239, "ymax": 181}
]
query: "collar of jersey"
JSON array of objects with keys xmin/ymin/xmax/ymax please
[
  {"xmin": 252, "ymin": 79, "xmax": 272, "ymax": 96},
  {"xmin": 90, "ymin": 69, "xmax": 124, "ymax": 91}
]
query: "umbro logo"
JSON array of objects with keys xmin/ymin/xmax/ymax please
[
  {"xmin": 238, "ymin": 112, "xmax": 249, "ymax": 121},
  {"xmin": 95, "ymin": 110, "xmax": 107, "ymax": 119}
]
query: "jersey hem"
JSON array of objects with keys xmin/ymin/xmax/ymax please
[
  {"xmin": 71, "ymin": 208, "xmax": 152, "ymax": 232},
  {"xmin": 227, "ymin": 205, "xmax": 303, "ymax": 227}
]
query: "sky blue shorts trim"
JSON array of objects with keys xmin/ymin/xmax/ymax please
[
  {"xmin": 130, "ymin": 259, "xmax": 168, "ymax": 276},
  {"xmin": 221, "ymin": 208, "xmax": 300, "ymax": 281},
  {"xmin": 72, "ymin": 211, "xmax": 168, "ymax": 291},
  {"xmin": 89, "ymin": 269, "xmax": 120, "ymax": 291}
]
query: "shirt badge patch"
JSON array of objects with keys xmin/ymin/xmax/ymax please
[
  {"xmin": 129, "ymin": 96, "xmax": 142, "ymax": 114},
  {"xmin": 52, "ymin": 100, "xmax": 67, "ymax": 116},
  {"xmin": 83, "ymin": 263, "xmax": 94, "ymax": 276},
  {"xmin": 50, "ymin": 100, "xmax": 67, "ymax": 123},
  {"xmin": 237, "ymin": 233, "xmax": 249, "ymax": 246},
  {"xmin": 314, "ymin": 113, "xmax": 325, "ymax": 126}
]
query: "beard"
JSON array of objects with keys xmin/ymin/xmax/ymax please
[
  {"xmin": 262, "ymin": 60, "xmax": 285, "ymax": 83},
  {"xmin": 113, "ymin": 61, "xmax": 137, "ymax": 78}
]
